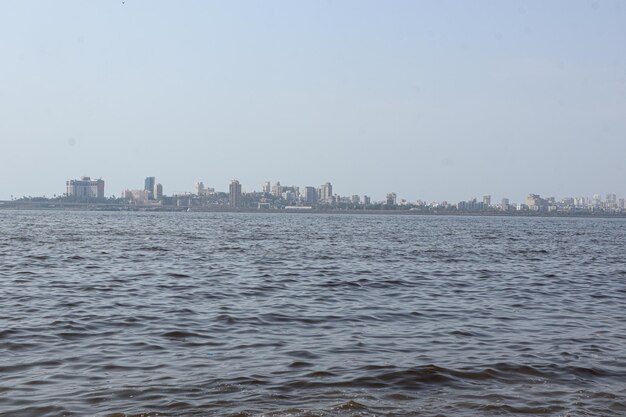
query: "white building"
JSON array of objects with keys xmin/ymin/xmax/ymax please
[
  {"xmin": 318, "ymin": 182, "xmax": 333, "ymax": 203},
  {"xmin": 66, "ymin": 177, "xmax": 105, "ymax": 199},
  {"xmin": 195, "ymin": 181, "xmax": 205, "ymax": 196}
]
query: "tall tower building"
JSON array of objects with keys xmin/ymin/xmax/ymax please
[
  {"xmin": 318, "ymin": 182, "xmax": 332, "ymax": 203},
  {"xmin": 145, "ymin": 177, "xmax": 156, "ymax": 200},
  {"xmin": 155, "ymin": 183, "xmax": 163, "ymax": 200},
  {"xmin": 592, "ymin": 194, "xmax": 602, "ymax": 207},
  {"xmin": 262, "ymin": 181, "xmax": 271, "ymax": 194},
  {"xmin": 272, "ymin": 181, "xmax": 282, "ymax": 197},
  {"xmin": 195, "ymin": 181, "xmax": 205, "ymax": 196},
  {"xmin": 304, "ymin": 186, "xmax": 318, "ymax": 204},
  {"xmin": 483, "ymin": 195, "xmax": 491, "ymax": 207},
  {"xmin": 229, "ymin": 180, "xmax": 242, "ymax": 208}
]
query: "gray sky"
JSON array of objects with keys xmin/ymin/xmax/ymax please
[{"xmin": 1, "ymin": 0, "xmax": 624, "ymax": 202}]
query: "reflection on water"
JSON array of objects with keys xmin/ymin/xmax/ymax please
[{"xmin": 1, "ymin": 211, "xmax": 625, "ymax": 416}]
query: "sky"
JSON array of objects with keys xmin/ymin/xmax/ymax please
[{"xmin": 0, "ymin": 0, "xmax": 625, "ymax": 203}]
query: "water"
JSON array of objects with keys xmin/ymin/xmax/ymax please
[{"xmin": 1, "ymin": 211, "xmax": 625, "ymax": 417}]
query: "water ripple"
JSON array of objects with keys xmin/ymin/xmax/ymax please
[{"xmin": 0, "ymin": 211, "xmax": 625, "ymax": 416}]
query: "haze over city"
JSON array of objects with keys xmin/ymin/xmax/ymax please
[
  {"xmin": 1, "ymin": 1, "xmax": 625, "ymax": 202},
  {"xmin": 3, "ymin": 3, "xmax": 626, "ymax": 416}
]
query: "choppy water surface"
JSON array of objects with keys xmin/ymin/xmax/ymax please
[{"xmin": 1, "ymin": 211, "xmax": 625, "ymax": 417}]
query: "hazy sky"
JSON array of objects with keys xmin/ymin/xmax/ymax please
[{"xmin": 1, "ymin": 0, "xmax": 624, "ymax": 202}]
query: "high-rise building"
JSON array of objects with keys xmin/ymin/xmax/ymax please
[
  {"xmin": 351, "ymin": 195, "xmax": 360, "ymax": 204},
  {"xmin": 262, "ymin": 181, "xmax": 271, "ymax": 194},
  {"xmin": 606, "ymin": 194, "xmax": 617, "ymax": 206},
  {"xmin": 145, "ymin": 177, "xmax": 156, "ymax": 200},
  {"xmin": 592, "ymin": 194, "xmax": 602, "ymax": 207},
  {"xmin": 66, "ymin": 176, "xmax": 105, "ymax": 199},
  {"xmin": 229, "ymin": 180, "xmax": 242, "ymax": 208},
  {"xmin": 304, "ymin": 186, "xmax": 318, "ymax": 204},
  {"xmin": 272, "ymin": 181, "xmax": 282, "ymax": 197},
  {"xmin": 526, "ymin": 194, "xmax": 543, "ymax": 210},
  {"xmin": 155, "ymin": 183, "xmax": 163, "ymax": 200},
  {"xmin": 363, "ymin": 195, "xmax": 371, "ymax": 205},
  {"xmin": 318, "ymin": 182, "xmax": 332, "ymax": 203},
  {"xmin": 483, "ymin": 195, "xmax": 491, "ymax": 207},
  {"xmin": 501, "ymin": 198, "xmax": 510, "ymax": 208},
  {"xmin": 386, "ymin": 192, "xmax": 397, "ymax": 206},
  {"xmin": 195, "ymin": 181, "xmax": 205, "ymax": 196}
]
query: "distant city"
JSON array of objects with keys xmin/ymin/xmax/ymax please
[{"xmin": 2, "ymin": 175, "xmax": 625, "ymax": 215}]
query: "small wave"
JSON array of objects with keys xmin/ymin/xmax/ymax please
[
  {"xmin": 0, "ymin": 328, "xmax": 20, "ymax": 339},
  {"xmin": 285, "ymin": 350, "xmax": 321, "ymax": 360},
  {"xmin": 2, "ymin": 405, "xmax": 72, "ymax": 417},
  {"xmin": 288, "ymin": 361, "xmax": 313, "ymax": 368},
  {"xmin": 161, "ymin": 330, "xmax": 208, "ymax": 339},
  {"xmin": 138, "ymin": 246, "xmax": 170, "ymax": 252},
  {"xmin": 305, "ymin": 371, "xmax": 337, "ymax": 378},
  {"xmin": 26, "ymin": 254, "xmax": 50, "ymax": 260},
  {"xmin": 166, "ymin": 272, "xmax": 191, "ymax": 278},
  {"xmin": 332, "ymin": 400, "xmax": 368, "ymax": 411},
  {"xmin": 476, "ymin": 403, "xmax": 564, "ymax": 414}
]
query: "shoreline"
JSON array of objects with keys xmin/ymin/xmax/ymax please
[{"xmin": 1, "ymin": 201, "xmax": 625, "ymax": 219}]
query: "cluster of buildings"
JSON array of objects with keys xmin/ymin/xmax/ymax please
[
  {"xmin": 418, "ymin": 193, "xmax": 625, "ymax": 214},
  {"xmin": 521, "ymin": 193, "xmax": 625, "ymax": 213},
  {"xmin": 62, "ymin": 175, "xmax": 626, "ymax": 214},
  {"xmin": 121, "ymin": 177, "xmax": 163, "ymax": 203},
  {"xmin": 120, "ymin": 178, "xmax": 354, "ymax": 209}
]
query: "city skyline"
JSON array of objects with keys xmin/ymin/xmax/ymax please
[{"xmin": 8, "ymin": 174, "xmax": 625, "ymax": 212}]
